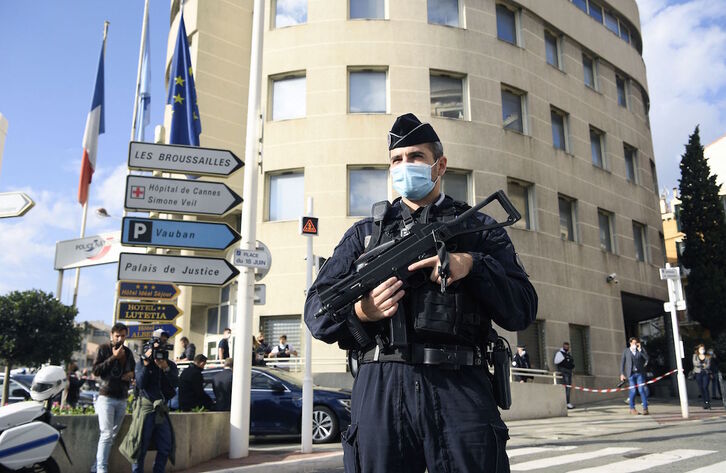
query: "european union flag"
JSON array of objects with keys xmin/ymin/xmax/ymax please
[{"xmin": 167, "ymin": 12, "xmax": 201, "ymax": 146}]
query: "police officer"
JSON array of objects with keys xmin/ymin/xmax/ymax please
[{"xmin": 304, "ymin": 113, "xmax": 537, "ymax": 472}]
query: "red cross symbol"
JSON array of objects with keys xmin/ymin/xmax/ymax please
[{"xmin": 130, "ymin": 186, "xmax": 145, "ymax": 199}]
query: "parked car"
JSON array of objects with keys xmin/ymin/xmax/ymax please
[
  {"xmin": 0, "ymin": 373, "xmax": 34, "ymax": 403},
  {"xmin": 168, "ymin": 366, "xmax": 351, "ymax": 443}
]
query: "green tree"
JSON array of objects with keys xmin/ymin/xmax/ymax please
[
  {"xmin": 678, "ymin": 126, "xmax": 726, "ymax": 337},
  {"xmin": 0, "ymin": 290, "xmax": 81, "ymax": 405}
]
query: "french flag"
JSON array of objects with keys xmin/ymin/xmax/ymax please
[{"xmin": 78, "ymin": 43, "xmax": 105, "ymax": 205}]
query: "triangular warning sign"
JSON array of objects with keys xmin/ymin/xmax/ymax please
[{"xmin": 302, "ymin": 218, "xmax": 317, "ymax": 234}]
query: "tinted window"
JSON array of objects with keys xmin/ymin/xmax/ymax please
[
  {"xmin": 617, "ymin": 76, "xmax": 627, "ymax": 107},
  {"xmin": 496, "ymin": 4, "xmax": 516, "ymax": 44},
  {"xmin": 624, "ymin": 145, "xmax": 636, "ymax": 183},
  {"xmin": 558, "ymin": 196, "xmax": 574, "ymax": 241},
  {"xmin": 583, "ymin": 55, "xmax": 595, "ymax": 88},
  {"xmin": 350, "ymin": 0, "xmax": 384, "ymax": 19},
  {"xmin": 430, "ymin": 74, "xmax": 464, "ymax": 119},
  {"xmin": 502, "ymin": 89, "xmax": 523, "ymax": 132},
  {"xmin": 590, "ymin": 128, "xmax": 603, "ymax": 168},
  {"xmin": 573, "ymin": 0, "xmax": 587, "ymax": 13},
  {"xmin": 442, "ymin": 172, "xmax": 469, "ymax": 204},
  {"xmin": 508, "ymin": 180, "xmax": 531, "ymax": 230},
  {"xmin": 598, "ymin": 210, "xmax": 612, "ymax": 252},
  {"xmin": 545, "ymin": 32, "xmax": 559, "ymax": 68},
  {"xmin": 551, "ymin": 110, "xmax": 566, "ymax": 150},
  {"xmin": 428, "ymin": 0, "xmax": 459, "ymax": 27}
]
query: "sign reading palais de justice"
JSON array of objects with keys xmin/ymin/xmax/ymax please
[
  {"xmin": 55, "ymin": 232, "xmax": 145, "ymax": 270},
  {"xmin": 118, "ymin": 253, "xmax": 239, "ymax": 286},
  {"xmin": 124, "ymin": 175, "xmax": 242, "ymax": 216},
  {"xmin": 122, "ymin": 217, "xmax": 241, "ymax": 251},
  {"xmin": 118, "ymin": 301, "xmax": 182, "ymax": 322},
  {"xmin": 118, "ymin": 281, "xmax": 180, "ymax": 300},
  {"xmin": 128, "ymin": 141, "xmax": 243, "ymax": 176},
  {"xmin": 126, "ymin": 323, "xmax": 181, "ymax": 340}
]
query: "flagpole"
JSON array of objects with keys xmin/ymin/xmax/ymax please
[
  {"xmin": 130, "ymin": 0, "xmax": 149, "ymax": 143},
  {"xmin": 72, "ymin": 21, "xmax": 109, "ymax": 309}
]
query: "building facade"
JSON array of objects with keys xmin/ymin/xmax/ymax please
[{"xmin": 163, "ymin": 0, "xmax": 667, "ymax": 390}]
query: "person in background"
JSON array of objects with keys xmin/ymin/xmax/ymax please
[
  {"xmin": 213, "ymin": 357, "xmax": 234, "ymax": 411},
  {"xmin": 177, "ymin": 337, "xmax": 196, "ymax": 362},
  {"xmin": 620, "ymin": 337, "xmax": 649, "ymax": 415},
  {"xmin": 554, "ymin": 342, "xmax": 575, "ymax": 409},
  {"xmin": 65, "ymin": 361, "xmax": 82, "ymax": 407},
  {"xmin": 708, "ymin": 348, "xmax": 722, "ymax": 401},
  {"xmin": 218, "ymin": 328, "xmax": 231, "ymax": 361},
  {"xmin": 178, "ymin": 354, "xmax": 213, "ymax": 411},
  {"xmin": 91, "ymin": 323, "xmax": 136, "ymax": 473},
  {"xmin": 693, "ymin": 344, "xmax": 712, "ymax": 409},
  {"xmin": 512, "ymin": 345, "xmax": 532, "ymax": 382},
  {"xmin": 253, "ymin": 331, "xmax": 271, "ymax": 366}
]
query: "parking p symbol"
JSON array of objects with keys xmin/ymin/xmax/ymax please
[{"xmin": 129, "ymin": 220, "xmax": 152, "ymax": 243}]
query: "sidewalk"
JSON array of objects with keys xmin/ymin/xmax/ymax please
[{"xmin": 178, "ymin": 398, "xmax": 726, "ymax": 472}]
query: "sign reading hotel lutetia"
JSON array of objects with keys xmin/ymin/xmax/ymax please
[
  {"xmin": 127, "ymin": 141, "xmax": 243, "ymax": 176},
  {"xmin": 124, "ymin": 175, "xmax": 242, "ymax": 216},
  {"xmin": 118, "ymin": 301, "xmax": 182, "ymax": 322},
  {"xmin": 118, "ymin": 253, "xmax": 239, "ymax": 286}
]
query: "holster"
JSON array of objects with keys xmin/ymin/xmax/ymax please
[{"xmin": 488, "ymin": 335, "xmax": 512, "ymax": 410}]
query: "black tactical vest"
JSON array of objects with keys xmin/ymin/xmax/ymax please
[{"xmin": 361, "ymin": 196, "xmax": 490, "ymax": 347}]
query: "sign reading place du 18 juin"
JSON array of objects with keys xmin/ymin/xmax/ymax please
[
  {"xmin": 124, "ymin": 175, "xmax": 242, "ymax": 216},
  {"xmin": 118, "ymin": 253, "xmax": 239, "ymax": 286},
  {"xmin": 127, "ymin": 141, "xmax": 243, "ymax": 176}
]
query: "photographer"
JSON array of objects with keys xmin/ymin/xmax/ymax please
[
  {"xmin": 91, "ymin": 323, "xmax": 135, "ymax": 473},
  {"xmin": 120, "ymin": 329, "xmax": 178, "ymax": 473}
]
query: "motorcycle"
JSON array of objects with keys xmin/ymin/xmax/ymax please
[{"xmin": 0, "ymin": 366, "xmax": 72, "ymax": 472}]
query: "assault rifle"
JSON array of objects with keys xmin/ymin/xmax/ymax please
[{"xmin": 314, "ymin": 190, "xmax": 521, "ymax": 333}]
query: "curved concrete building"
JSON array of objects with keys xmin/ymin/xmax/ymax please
[{"xmin": 164, "ymin": 0, "xmax": 667, "ymax": 395}]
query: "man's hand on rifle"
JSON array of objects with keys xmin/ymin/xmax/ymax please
[
  {"xmin": 355, "ymin": 276, "xmax": 405, "ymax": 322},
  {"xmin": 408, "ymin": 252, "xmax": 473, "ymax": 286}
]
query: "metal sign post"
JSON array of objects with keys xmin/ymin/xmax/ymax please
[
  {"xmin": 660, "ymin": 263, "xmax": 689, "ymax": 419},
  {"xmin": 301, "ymin": 197, "xmax": 315, "ymax": 453}
]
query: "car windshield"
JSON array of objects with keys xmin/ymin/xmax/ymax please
[{"xmin": 260, "ymin": 368, "xmax": 303, "ymax": 387}]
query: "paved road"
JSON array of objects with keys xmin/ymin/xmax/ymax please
[{"xmin": 300, "ymin": 417, "xmax": 726, "ymax": 473}]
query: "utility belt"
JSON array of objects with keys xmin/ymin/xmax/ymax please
[{"xmin": 359, "ymin": 343, "xmax": 483, "ymax": 369}]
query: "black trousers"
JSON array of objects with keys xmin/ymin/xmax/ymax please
[{"xmin": 342, "ymin": 362, "xmax": 510, "ymax": 473}]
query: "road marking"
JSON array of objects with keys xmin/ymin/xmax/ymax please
[
  {"xmin": 567, "ymin": 449, "xmax": 716, "ymax": 473},
  {"xmin": 508, "ymin": 446, "xmax": 577, "ymax": 458},
  {"xmin": 511, "ymin": 447, "xmax": 637, "ymax": 471},
  {"xmin": 686, "ymin": 460, "xmax": 726, "ymax": 473}
]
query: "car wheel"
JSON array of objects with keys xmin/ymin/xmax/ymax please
[{"xmin": 312, "ymin": 405, "xmax": 339, "ymax": 444}]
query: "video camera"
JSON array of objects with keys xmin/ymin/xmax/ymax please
[{"xmin": 142, "ymin": 328, "xmax": 174, "ymax": 362}]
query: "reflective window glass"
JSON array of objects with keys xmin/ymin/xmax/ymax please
[
  {"xmin": 350, "ymin": 71, "xmax": 386, "ymax": 113},
  {"xmin": 428, "ymin": 0, "xmax": 459, "ymax": 27},
  {"xmin": 551, "ymin": 109, "xmax": 566, "ymax": 151},
  {"xmin": 269, "ymin": 172, "xmax": 304, "ymax": 221},
  {"xmin": 272, "ymin": 76, "xmax": 306, "ymax": 120},
  {"xmin": 496, "ymin": 4, "xmax": 516, "ymax": 44},
  {"xmin": 275, "ymin": 0, "xmax": 307, "ymax": 27},
  {"xmin": 502, "ymin": 89, "xmax": 523, "ymax": 133},
  {"xmin": 350, "ymin": 0, "xmax": 385, "ymax": 19},
  {"xmin": 430, "ymin": 74, "xmax": 464, "ymax": 119},
  {"xmin": 442, "ymin": 172, "xmax": 469, "ymax": 204},
  {"xmin": 349, "ymin": 168, "xmax": 388, "ymax": 216}
]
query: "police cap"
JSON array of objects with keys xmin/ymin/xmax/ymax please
[{"xmin": 388, "ymin": 113, "xmax": 440, "ymax": 150}]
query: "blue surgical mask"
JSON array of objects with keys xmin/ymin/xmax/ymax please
[{"xmin": 391, "ymin": 159, "xmax": 440, "ymax": 200}]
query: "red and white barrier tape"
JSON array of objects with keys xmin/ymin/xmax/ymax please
[{"xmin": 562, "ymin": 369, "xmax": 679, "ymax": 393}]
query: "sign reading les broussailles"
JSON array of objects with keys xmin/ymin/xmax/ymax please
[
  {"xmin": 118, "ymin": 253, "xmax": 239, "ymax": 286},
  {"xmin": 122, "ymin": 217, "xmax": 241, "ymax": 251},
  {"xmin": 127, "ymin": 141, "xmax": 243, "ymax": 176},
  {"xmin": 124, "ymin": 175, "xmax": 242, "ymax": 216},
  {"xmin": 118, "ymin": 281, "xmax": 180, "ymax": 300},
  {"xmin": 118, "ymin": 301, "xmax": 182, "ymax": 322}
]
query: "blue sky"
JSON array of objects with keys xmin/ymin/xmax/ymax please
[{"xmin": 1, "ymin": 0, "xmax": 725, "ymax": 326}]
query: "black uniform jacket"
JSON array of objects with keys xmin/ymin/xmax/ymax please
[
  {"xmin": 212, "ymin": 368, "xmax": 233, "ymax": 411},
  {"xmin": 304, "ymin": 195, "xmax": 538, "ymax": 347},
  {"xmin": 178, "ymin": 364, "xmax": 213, "ymax": 411}
]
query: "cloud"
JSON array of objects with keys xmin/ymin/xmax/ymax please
[{"xmin": 638, "ymin": 0, "xmax": 726, "ymax": 190}]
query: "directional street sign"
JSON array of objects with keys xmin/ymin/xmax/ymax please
[
  {"xmin": 122, "ymin": 217, "xmax": 241, "ymax": 251},
  {"xmin": 126, "ymin": 323, "xmax": 182, "ymax": 340},
  {"xmin": 118, "ymin": 253, "xmax": 239, "ymax": 286},
  {"xmin": 128, "ymin": 141, "xmax": 243, "ymax": 176},
  {"xmin": 124, "ymin": 175, "xmax": 242, "ymax": 216},
  {"xmin": 55, "ymin": 232, "xmax": 146, "ymax": 270},
  {"xmin": 659, "ymin": 267, "xmax": 681, "ymax": 280},
  {"xmin": 0, "ymin": 192, "xmax": 34, "ymax": 218},
  {"xmin": 118, "ymin": 281, "xmax": 180, "ymax": 300},
  {"xmin": 234, "ymin": 248, "xmax": 271, "ymax": 270},
  {"xmin": 118, "ymin": 301, "xmax": 182, "ymax": 322}
]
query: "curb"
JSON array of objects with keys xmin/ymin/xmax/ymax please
[{"xmin": 210, "ymin": 451, "xmax": 344, "ymax": 472}]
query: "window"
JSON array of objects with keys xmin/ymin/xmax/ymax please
[
  {"xmin": 269, "ymin": 171, "xmax": 304, "ymax": 221},
  {"xmin": 632, "ymin": 221, "xmax": 647, "ymax": 262},
  {"xmin": 590, "ymin": 127, "xmax": 605, "ymax": 168},
  {"xmin": 260, "ymin": 315, "xmax": 301, "ymax": 357},
  {"xmin": 349, "ymin": 168, "xmax": 388, "ymax": 216},
  {"xmin": 349, "ymin": 69, "xmax": 387, "ymax": 113},
  {"xmin": 350, "ymin": 0, "xmax": 385, "ymax": 19},
  {"xmin": 624, "ymin": 144, "xmax": 637, "ymax": 183},
  {"xmin": 583, "ymin": 54, "xmax": 596, "ymax": 89},
  {"xmin": 252, "ymin": 372, "xmax": 281, "ymax": 390},
  {"xmin": 598, "ymin": 209, "xmax": 614, "ymax": 252},
  {"xmin": 508, "ymin": 179, "xmax": 533, "ymax": 230},
  {"xmin": 573, "ymin": 0, "xmax": 587, "ymax": 13},
  {"xmin": 496, "ymin": 4, "xmax": 517, "ymax": 45},
  {"xmin": 544, "ymin": 31, "xmax": 560, "ymax": 68},
  {"xmin": 271, "ymin": 75, "xmax": 306, "ymax": 120},
  {"xmin": 569, "ymin": 324, "xmax": 591, "ymax": 375},
  {"xmin": 428, "ymin": 0, "xmax": 459, "ymax": 27},
  {"xmin": 588, "ymin": 1, "xmax": 603, "ymax": 23},
  {"xmin": 275, "ymin": 0, "xmax": 307, "ymax": 28},
  {"xmin": 206, "ymin": 306, "xmax": 220, "ymax": 334},
  {"xmin": 659, "ymin": 232, "xmax": 667, "ymax": 265},
  {"xmin": 430, "ymin": 72, "xmax": 465, "ymax": 119},
  {"xmin": 442, "ymin": 171, "xmax": 469, "ymax": 204},
  {"xmin": 517, "ymin": 320, "xmax": 544, "ymax": 369},
  {"xmin": 641, "ymin": 89, "xmax": 649, "ymax": 118},
  {"xmin": 551, "ymin": 107, "xmax": 568, "ymax": 151},
  {"xmin": 616, "ymin": 75, "xmax": 627, "ymax": 108},
  {"xmin": 501, "ymin": 86, "xmax": 526, "ymax": 133},
  {"xmin": 558, "ymin": 195, "xmax": 576, "ymax": 241},
  {"xmin": 604, "ymin": 11, "xmax": 619, "ymax": 35},
  {"xmin": 650, "ymin": 159, "xmax": 659, "ymax": 192},
  {"xmin": 620, "ymin": 23, "xmax": 631, "ymax": 43}
]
